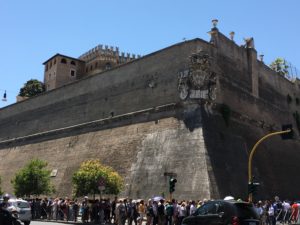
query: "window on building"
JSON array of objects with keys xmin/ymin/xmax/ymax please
[
  {"xmin": 61, "ymin": 58, "xmax": 67, "ymax": 64},
  {"xmin": 71, "ymin": 60, "xmax": 76, "ymax": 65},
  {"xmin": 90, "ymin": 65, "xmax": 93, "ymax": 70},
  {"xmin": 95, "ymin": 62, "xmax": 98, "ymax": 68},
  {"xmin": 50, "ymin": 61, "xmax": 52, "ymax": 68},
  {"xmin": 49, "ymin": 73, "xmax": 51, "ymax": 78},
  {"xmin": 45, "ymin": 64, "xmax": 48, "ymax": 72},
  {"xmin": 86, "ymin": 67, "xmax": 88, "ymax": 72},
  {"xmin": 54, "ymin": 59, "xmax": 56, "ymax": 64},
  {"xmin": 70, "ymin": 69, "xmax": 76, "ymax": 77}
]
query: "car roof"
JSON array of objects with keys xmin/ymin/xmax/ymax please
[
  {"xmin": 209, "ymin": 200, "xmax": 252, "ymax": 205},
  {"xmin": 8, "ymin": 198, "xmax": 28, "ymax": 203}
]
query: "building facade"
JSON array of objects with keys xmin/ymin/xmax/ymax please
[
  {"xmin": 0, "ymin": 24, "xmax": 300, "ymax": 200},
  {"xmin": 43, "ymin": 46, "xmax": 140, "ymax": 91}
]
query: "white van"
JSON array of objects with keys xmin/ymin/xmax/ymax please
[{"xmin": 8, "ymin": 199, "xmax": 31, "ymax": 225}]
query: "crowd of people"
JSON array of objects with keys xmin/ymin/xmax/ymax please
[
  {"xmin": 254, "ymin": 197, "xmax": 300, "ymax": 225},
  {"xmin": 29, "ymin": 196, "xmax": 199, "ymax": 225},
  {"xmin": 24, "ymin": 196, "xmax": 300, "ymax": 225}
]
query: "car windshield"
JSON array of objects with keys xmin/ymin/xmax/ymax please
[
  {"xmin": 10, "ymin": 201, "xmax": 30, "ymax": 208},
  {"xmin": 235, "ymin": 203, "xmax": 259, "ymax": 219},
  {"xmin": 195, "ymin": 202, "xmax": 223, "ymax": 215}
]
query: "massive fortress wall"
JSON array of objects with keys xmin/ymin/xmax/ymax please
[
  {"xmin": 0, "ymin": 39, "xmax": 210, "ymax": 141},
  {"xmin": 1, "ymin": 28, "xmax": 300, "ymax": 200}
]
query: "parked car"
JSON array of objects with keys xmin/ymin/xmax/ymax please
[
  {"xmin": 182, "ymin": 200, "xmax": 259, "ymax": 225},
  {"xmin": 7, "ymin": 199, "xmax": 31, "ymax": 225}
]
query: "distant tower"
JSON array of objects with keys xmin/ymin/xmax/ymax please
[
  {"xmin": 43, "ymin": 54, "xmax": 85, "ymax": 91},
  {"xmin": 43, "ymin": 45, "xmax": 139, "ymax": 91},
  {"xmin": 79, "ymin": 45, "xmax": 121, "ymax": 76}
]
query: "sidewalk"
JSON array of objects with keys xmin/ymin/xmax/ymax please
[
  {"xmin": 33, "ymin": 220, "xmax": 300, "ymax": 225},
  {"xmin": 33, "ymin": 219, "xmax": 82, "ymax": 224}
]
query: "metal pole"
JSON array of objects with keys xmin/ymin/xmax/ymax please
[{"xmin": 248, "ymin": 129, "xmax": 291, "ymax": 202}]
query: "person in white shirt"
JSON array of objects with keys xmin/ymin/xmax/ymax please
[
  {"xmin": 178, "ymin": 202, "xmax": 186, "ymax": 225},
  {"xmin": 189, "ymin": 201, "xmax": 196, "ymax": 215},
  {"xmin": 282, "ymin": 200, "xmax": 291, "ymax": 224},
  {"xmin": 268, "ymin": 201, "xmax": 275, "ymax": 225}
]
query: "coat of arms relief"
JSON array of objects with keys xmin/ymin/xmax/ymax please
[{"xmin": 178, "ymin": 51, "xmax": 217, "ymax": 101}]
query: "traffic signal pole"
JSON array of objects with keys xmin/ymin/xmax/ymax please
[
  {"xmin": 169, "ymin": 178, "xmax": 177, "ymax": 201},
  {"xmin": 248, "ymin": 129, "xmax": 291, "ymax": 202}
]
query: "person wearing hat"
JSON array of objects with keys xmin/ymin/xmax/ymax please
[{"xmin": 0, "ymin": 193, "xmax": 10, "ymax": 209}]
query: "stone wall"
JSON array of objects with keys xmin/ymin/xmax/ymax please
[
  {"xmin": 0, "ymin": 113, "xmax": 214, "ymax": 200},
  {"xmin": 1, "ymin": 29, "xmax": 300, "ymax": 200}
]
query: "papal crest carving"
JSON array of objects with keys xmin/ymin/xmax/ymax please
[
  {"xmin": 178, "ymin": 51, "xmax": 217, "ymax": 101},
  {"xmin": 189, "ymin": 52, "xmax": 211, "ymax": 89}
]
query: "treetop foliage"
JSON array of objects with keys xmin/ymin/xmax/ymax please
[
  {"xmin": 19, "ymin": 79, "xmax": 45, "ymax": 97},
  {"xmin": 72, "ymin": 160, "xmax": 124, "ymax": 197},
  {"xmin": 11, "ymin": 159, "xmax": 54, "ymax": 197}
]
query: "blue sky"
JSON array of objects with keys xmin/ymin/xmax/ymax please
[{"xmin": 0, "ymin": 0, "xmax": 299, "ymax": 107}]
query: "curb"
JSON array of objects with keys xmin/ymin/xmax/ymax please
[{"xmin": 33, "ymin": 219, "xmax": 111, "ymax": 225}]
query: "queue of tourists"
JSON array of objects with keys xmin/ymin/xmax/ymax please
[{"xmin": 21, "ymin": 196, "xmax": 300, "ymax": 225}]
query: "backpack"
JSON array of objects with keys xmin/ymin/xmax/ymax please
[
  {"xmin": 158, "ymin": 204, "xmax": 165, "ymax": 216},
  {"xmin": 147, "ymin": 206, "xmax": 154, "ymax": 217},
  {"xmin": 166, "ymin": 205, "xmax": 174, "ymax": 216}
]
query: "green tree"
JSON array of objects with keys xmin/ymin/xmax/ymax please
[
  {"xmin": 72, "ymin": 160, "xmax": 124, "ymax": 197},
  {"xmin": 270, "ymin": 58, "xmax": 289, "ymax": 76},
  {"xmin": 0, "ymin": 176, "xmax": 3, "ymax": 195},
  {"xmin": 11, "ymin": 159, "xmax": 54, "ymax": 197},
  {"xmin": 19, "ymin": 79, "xmax": 45, "ymax": 97}
]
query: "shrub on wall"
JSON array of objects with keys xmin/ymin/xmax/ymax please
[{"xmin": 270, "ymin": 58, "xmax": 289, "ymax": 77}]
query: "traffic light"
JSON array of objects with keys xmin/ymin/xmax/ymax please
[
  {"xmin": 169, "ymin": 177, "xmax": 177, "ymax": 193},
  {"xmin": 248, "ymin": 182, "xmax": 260, "ymax": 195},
  {"xmin": 281, "ymin": 124, "xmax": 294, "ymax": 140}
]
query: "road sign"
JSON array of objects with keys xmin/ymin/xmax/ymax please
[{"xmin": 98, "ymin": 177, "xmax": 106, "ymax": 191}]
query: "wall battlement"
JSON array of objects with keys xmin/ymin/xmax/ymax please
[{"xmin": 79, "ymin": 44, "xmax": 141, "ymax": 63}]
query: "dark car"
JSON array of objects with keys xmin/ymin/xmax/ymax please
[
  {"xmin": 0, "ymin": 207, "xmax": 22, "ymax": 225},
  {"xmin": 182, "ymin": 200, "xmax": 259, "ymax": 225}
]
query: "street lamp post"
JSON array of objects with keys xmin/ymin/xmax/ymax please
[{"xmin": 248, "ymin": 129, "xmax": 292, "ymax": 202}]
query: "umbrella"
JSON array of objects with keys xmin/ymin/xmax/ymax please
[{"xmin": 152, "ymin": 196, "xmax": 164, "ymax": 202}]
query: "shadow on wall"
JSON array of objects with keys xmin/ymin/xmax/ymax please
[
  {"xmin": 200, "ymin": 105, "xmax": 250, "ymax": 200},
  {"xmin": 182, "ymin": 107, "xmax": 202, "ymax": 132}
]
